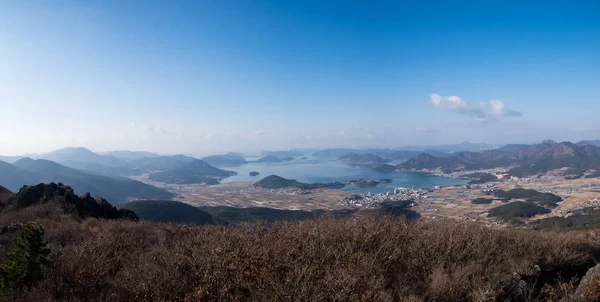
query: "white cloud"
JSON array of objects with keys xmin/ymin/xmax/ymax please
[
  {"xmin": 430, "ymin": 94, "xmax": 486, "ymax": 119},
  {"xmin": 430, "ymin": 94, "xmax": 522, "ymax": 122},
  {"xmin": 490, "ymin": 100, "xmax": 522, "ymax": 117}
]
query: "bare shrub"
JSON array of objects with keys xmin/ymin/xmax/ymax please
[{"xmin": 2, "ymin": 205, "xmax": 600, "ymax": 301}]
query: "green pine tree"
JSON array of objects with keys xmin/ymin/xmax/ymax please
[{"xmin": 0, "ymin": 222, "xmax": 52, "ymax": 296}]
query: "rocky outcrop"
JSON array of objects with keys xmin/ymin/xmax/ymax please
[
  {"xmin": 0, "ymin": 185, "xmax": 15, "ymax": 209},
  {"xmin": 575, "ymin": 263, "xmax": 600, "ymax": 299},
  {"xmin": 0, "ymin": 223, "xmax": 23, "ymax": 235},
  {"xmin": 6, "ymin": 183, "xmax": 139, "ymax": 221}
]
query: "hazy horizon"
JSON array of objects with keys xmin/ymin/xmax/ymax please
[
  {"xmin": 0, "ymin": 138, "xmax": 591, "ymax": 159},
  {"xmin": 1, "ymin": 1, "xmax": 599, "ymax": 155}
]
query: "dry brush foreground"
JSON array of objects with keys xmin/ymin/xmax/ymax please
[{"xmin": 2, "ymin": 203, "xmax": 600, "ymax": 301}]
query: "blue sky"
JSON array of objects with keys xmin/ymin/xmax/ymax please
[{"xmin": 1, "ymin": 0, "xmax": 599, "ymax": 155}]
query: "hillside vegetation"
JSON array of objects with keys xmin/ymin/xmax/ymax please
[
  {"xmin": 535, "ymin": 208, "xmax": 600, "ymax": 231},
  {"xmin": 471, "ymin": 197, "xmax": 493, "ymax": 204},
  {"xmin": 488, "ymin": 201, "xmax": 551, "ymax": 219},
  {"xmin": 120, "ymin": 200, "xmax": 219, "ymax": 225},
  {"xmin": 2, "ymin": 202, "xmax": 600, "ymax": 301},
  {"xmin": 122, "ymin": 199, "xmax": 418, "ymax": 225},
  {"xmin": 4, "ymin": 183, "xmax": 600, "ymax": 300},
  {"xmin": 494, "ymin": 188, "xmax": 563, "ymax": 207},
  {"xmin": 464, "ymin": 172, "xmax": 499, "ymax": 185}
]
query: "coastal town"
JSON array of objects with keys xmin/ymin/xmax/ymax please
[{"xmin": 338, "ymin": 169, "xmax": 600, "ymax": 225}]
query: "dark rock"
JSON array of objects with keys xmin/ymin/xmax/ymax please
[
  {"xmin": 7, "ymin": 183, "xmax": 139, "ymax": 221},
  {"xmin": 118, "ymin": 209, "xmax": 140, "ymax": 221},
  {"xmin": 13, "ymin": 183, "xmax": 67, "ymax": 209},
  {"xmin": 493, "ymin": 272, "xmax": 529, "ymax": 300},
  {"xmin": 575, "ymin": 264, "xmax": 600, "ymax": 298},
  {"xmin": 0, "ymin": 223, "xmax": 23, "ymax": 235}
]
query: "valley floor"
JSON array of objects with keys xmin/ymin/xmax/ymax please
[
  {"xmin": 131, "ymin": 169, "xmax": 600, "ymax": 226},
  {"xmin": 129, "ymin": 174, "xmax": 349, "ymax": 210}
]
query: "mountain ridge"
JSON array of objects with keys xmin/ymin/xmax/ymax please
[
  {"xmin": 3, "ymin": 158, "xmax": 174, "ymax": 204},
  {"xmin": 397, "ymin": 140, "xmax": 600, "ymax": 176}
]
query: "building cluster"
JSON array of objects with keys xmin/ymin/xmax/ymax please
[{"xmin": 340, "ymin": 186, "xmax": 428, "ymax": 208}]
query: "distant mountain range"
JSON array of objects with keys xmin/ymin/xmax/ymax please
[
  {"xmin": 0, "ymin": 148, "xmax": 244, "ymax": 200},
  {"xmin": 0, "ymin": 147, "xmax": 200, "ymax": 177},
  {"xmin": 148, "ymin": 159, "xmax": 237, "ymax": 185},
  {"xmin": 0, "ymin": 155, "xmax": 27, "ymax": 164},
  {"xmin": 394, "ymin": 140, "xmax": 600, "ymax": 177},
  {"xmin": 312, "ymin": 148, "xmax": 397, "ymax": 158},
  {"xmin": 401, "ymin": 142, "xmax": 498, "ymax": 153},
  {"xmin": 0, "ymin": 158, "xmax": 173, "ymax": 204},
  {"xmin": 310, "ymin": 143, "xmax": 522, "ymax": 162},
  {"xmin": 100, "ymin": 150, "xmax": 162, "ymax": 159},
  {"xmin": 387, "ymin": 150, "xmax": 452, "ymax": 159},
  {"xmin": 494, "ymin": 144, "xmax": 533, "ymax": 152},
  {"xmin": 577, "ymin": 140, "xmax": 600, "ymax": 147}
]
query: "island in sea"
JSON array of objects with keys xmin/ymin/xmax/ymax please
[
  {"xmin": 148, "ymin": 159, "xmax": 237, "ymax": 185},
  {"xmin": 253, "ymin": 175, "xmax": 393, "ymax": 190},
  {"xmin": 254, "ymin": 175, "xmax": 345, "ymax": 190},
  {"xmin": 201, "ymin": 153, "xmax": 247, "ymax": 167},
  {"xmin": 338, "ymin": 153, "xmax": 391, "ymax": 167}
]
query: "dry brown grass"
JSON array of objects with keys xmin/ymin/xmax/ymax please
[{"xmin": 2, "ymin": 205, "xmax": 600, "ymax": 301}]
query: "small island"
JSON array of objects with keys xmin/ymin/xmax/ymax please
[
  {"xmin": 201, "ymin": 153, "xmax": 247, "ymax": 167},
  {"xmin": 148, "ymin": 159, "xmax": 237, "ymax": 185},
  {"xmin": 254, "ymin": 175, "xmax": 345, "ymax": 190},
  {"xmin": 249, "ymin": 171, "xmax": 260, "ymax": 176},
  {"xmin": 253, "ymin": 175, "xmax": 393, "ymax": 190}
]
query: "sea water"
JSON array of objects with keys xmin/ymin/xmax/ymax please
[{"xmin": 220, "ymin": 157, "xmax": 468, "ymax": 194}]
